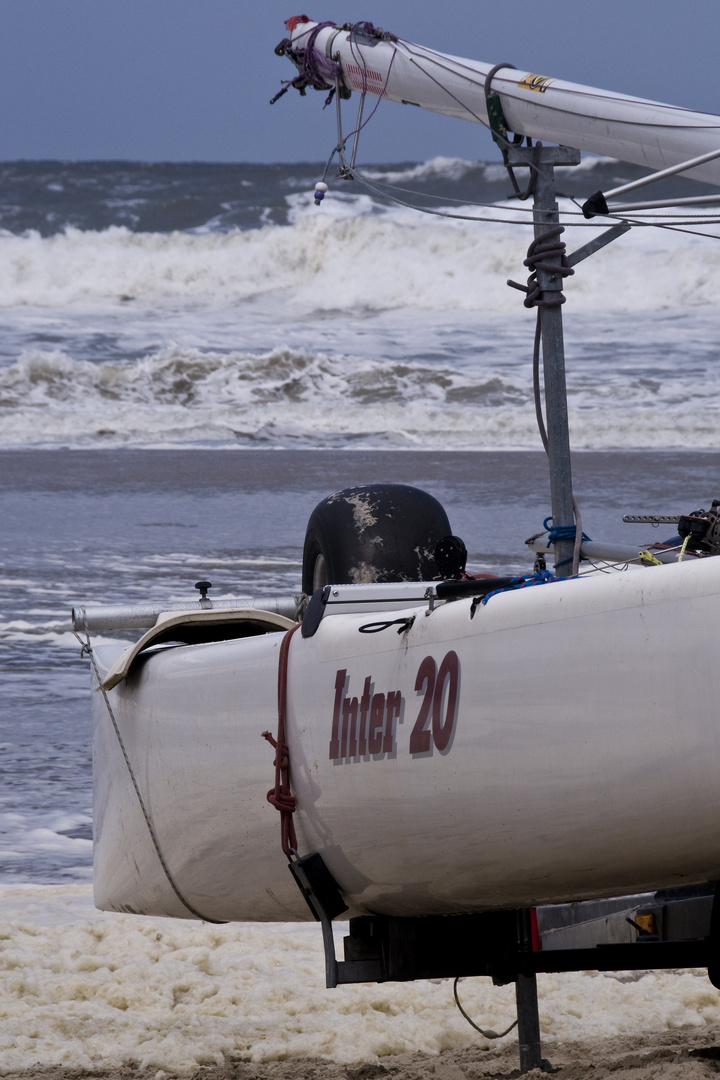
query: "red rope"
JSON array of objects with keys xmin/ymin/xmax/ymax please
[{"xmin": 262, "ymin": 622, "xmax": 302, "ymax": 858}]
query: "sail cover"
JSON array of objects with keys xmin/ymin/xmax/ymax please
[{"xmin": 286, "ymin": 18, "xmax": 720, "ymax": 186}]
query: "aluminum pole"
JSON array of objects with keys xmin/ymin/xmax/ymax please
[{"xmin": 508, "ymin": 145, "xmax": 581, "ymax": 576}]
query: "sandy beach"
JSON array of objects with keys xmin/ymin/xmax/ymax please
[
  {"xmin": 4, "ymin": 1024, "xmax": 720, "ymax": 1080},
  {"xmin": 2, "ymin": 888, "xmax": 720, "ymax": 1080}
]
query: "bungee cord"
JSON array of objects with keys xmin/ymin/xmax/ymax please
[{"xmin": 453, "ymin": 977, "xmax": 519, "ymax": 1040}]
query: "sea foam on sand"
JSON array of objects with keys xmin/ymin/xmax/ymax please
[{"xmin": 1, "ymin": 885, "xmax": 719, "ymax": 1075}]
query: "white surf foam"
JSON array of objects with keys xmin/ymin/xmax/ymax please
[
  {"xmin": 0, "ymin": 885, "xmax": 718, "ymax": 1075},
  {"xmin": 2, "ymin": 192, "xmax": 719, "ymax": 451},
  {"xmin": 360, "ymin": 154, "xmax": 622, "ymax": 185},
  {"xmin": 2, "ymin": 322, "xmax": 720, "ymax": 451},
  {"xmin": 0, "ymin": 812, "xmax": 92, "ymax": 888},
  {"xmin": 361, "ymin": 156, "xmax": 486, "ymax": 184},
  {"xmin": 0, "ymin": 202, "xmax": 718, "ymax": 315}
]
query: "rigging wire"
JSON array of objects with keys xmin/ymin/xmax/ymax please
[
  {"xmin": 352, "ymin": 170, "xmax": 720, "ymax": 223},
  {"xmin": 343, "ymin": 163, "xmax": 720, "ymax": 236},
  {"xmin": 392, "ymin": 33, "xmax": 720, "ymax": 128},
  {"xmin": 391, "ymin": 38, "xmax": 492, "ymax": 129},
  {"xmin": 344, "ymin": 164, "xmax": 599, "ymax": 226},
  {"xmin": 320, "ymin": 30, "xmax": 720, "ymax": 237},
  {"xmin": 304, "ymin": 27, "xmax": 720, "ymax": 574},
  {"xmin": 71, "ymin": 614, "xmax": 226, "ymax": 925},
  {"xmin": 343, "ymin": 163, "xmax": 720, "ymax": 237},
  {"xmin": 343, "ymin": 25, "xmax": 399, "ymax": 154},
  {"xmin": 596, "ymin": 217, "xmax": 720, "ymax": 241},
  {"xmin": 564, "ymin": 196, "xmax": 720, "ymax": 239}
]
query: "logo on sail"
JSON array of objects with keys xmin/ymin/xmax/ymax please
[
  {"xmin": 518, "ymin": 73, "xmax": 553, "ymax": 93},
  {"xmin": 346, "ymin": 64, "xmax": 387, "ymax": 95}
]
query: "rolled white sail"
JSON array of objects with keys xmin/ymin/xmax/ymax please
[{"xmin": 289, "ymin": 18, "xmax": 720, "ymax": 186}]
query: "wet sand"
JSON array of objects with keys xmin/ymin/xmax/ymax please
[{"xmin": 5, "ymin": 1024, "xmax": 720, "ymax": 1080}]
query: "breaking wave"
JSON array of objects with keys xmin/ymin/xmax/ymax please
[
  {"xmin": 2, "ymin": 333, "xmax": 720, "ymax": 450},
  {"xmin": 1, "ymin": 198, "xmax": 719, "ymax": 314},
  {"xmin": 2, "ymin": 158, "xmax": 720, "ymax": 450}
]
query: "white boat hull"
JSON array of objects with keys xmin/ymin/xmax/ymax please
[{"xmin": 93, "ymin": 557, "xmax": 720, "ymax": 922}]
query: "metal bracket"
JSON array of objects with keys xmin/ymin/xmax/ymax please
[
  {"xmin": 505, "ymin": 145, "xmax": 582, "ymax": 168},
  {"xmin": 582, "ymin": 146, "xmax": 720, "ymax": 217},
  {"xmin": 288, "ymin": 852, "xmax": 381, "ymax": 987},
  {"xmin": 566, "ymin": 222, "xmax": 632, "ymax": 267},
  {"xmin": 301, "ymin": 585, "xmax": 330, "ymax": 638}
]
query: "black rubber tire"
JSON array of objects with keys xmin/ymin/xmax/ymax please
[{"xmin": 301, "ymin": 484, "xmax": 452, "ymax": 595}]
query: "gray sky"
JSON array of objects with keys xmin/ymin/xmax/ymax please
[{"xmin": 2, "ymin": 1, "xmax": 720, "ymax": 163}]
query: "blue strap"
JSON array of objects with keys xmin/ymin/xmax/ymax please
[
  {"xmin": 543, "ymin": 516, "xmax": 592, "ymax": 544},
  {"xmin": 480, "ymin": 568, "xmax": 557, "ymax": 606}
]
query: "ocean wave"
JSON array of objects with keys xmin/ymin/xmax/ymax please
[
  {"xmin": 361, "ymin": 156, "xmax": 489, "ymax": 184},
  {"xmin": 558, "ymin": 153, "xmax": 622, "ymax": 173},
  {"xmin": 352, "ymin": 153, "xmax": 621, "ymax": 185},
  {"xmin": 0, "ymin": 205, "xmax": 718, "ymax": 315},
  {"xmin": 2, "ymin": 340, "xmax": 720, "ymax": 450},
  {"xmin": 0, "ymin": 344, "xmax": 529, "ymax": 448},
  {"xmin": 0, "ymin": 813, "xmax": 92, "ymax": 888}
]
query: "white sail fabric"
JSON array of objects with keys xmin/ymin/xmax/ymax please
[{"xmin": 293, "ymin": 20, "xmax": 720, "ymax": 185}]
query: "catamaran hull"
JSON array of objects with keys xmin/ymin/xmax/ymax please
[{"xmin": 93, "ymin": 557, "xmax": 720, "ymax": 923}]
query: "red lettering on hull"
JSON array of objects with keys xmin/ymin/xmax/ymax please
[
  {"xmin": 330, "ymin": 671, "xmax": 403, "ymax": 762},
  {"xmin": 329, "ymin": 652, "xmax": 460, "ymax": 762}
]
